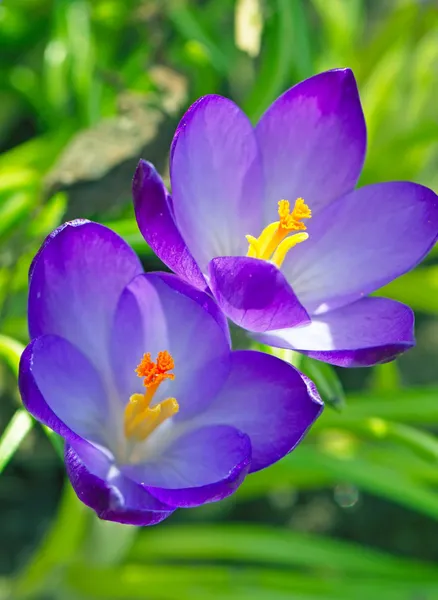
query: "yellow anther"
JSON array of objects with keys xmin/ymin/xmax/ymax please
[
  {"xmin": 124, "ymin": 395, "xmax": 179, "ymax": 442},
  {"xmin": 124, "ymin": 351, "xmax": 179, "ymax": 442},
  {"xmin": 246, "ymin": 198, "xmax": 311, "ymax": 266},
  {"xmin": 271, "ymin": 233, "xmax": 309, "ymax": 268}
]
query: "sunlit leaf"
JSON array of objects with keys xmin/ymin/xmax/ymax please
[
  {"xmin": 0, "ymin": 409, "xmax": 33, "ymax": 474},
  {"xmin": 132, "ymin": 523, "xmax": 438, "ymax": 580}
]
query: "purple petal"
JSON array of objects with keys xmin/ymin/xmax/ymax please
[
  {"xmin": 170, "ymin": 95, "xmax": 264, "ymax": 271},
  {"xmin": 208, "ymin": 256, "xmax": 310, "ymax": 332},
  {"xmin": 196, "ymin": 350, "xmax": 323, "ymax": 471},
  {"xmin": 124, "ymin": 425, "xmax": 251, "ymax": 508},
  {"xmin": 19, "ymin": 336, "xmax": 108, "ymax": 445},
  {"xmin": 28, "ymin": 221, "xmax": 143, "ymax": 373},
  {"xmin": 21, "ymin": 335, "xmax": 174, "ymax": 525},
  {"xmin": 256, "ymin": 68, "xmax": 366, "ymax": 220},
  {"xmin": 133, "ymin": 160, "xmax": 206, "ymax": 290},
  {"xmin": 66, "ymin": 441, "xmax": 174, "ymax": 525},
  {"xmin": 283, "ymin": 182, "xmax": 438, "ymax": 314},
  {"xmin": 254, "ymin": 297, "xmax": 415, "ymax": 367},
  {"xmin": 110, "ymin": 273, "xmax": 231, "ymax": 419}
]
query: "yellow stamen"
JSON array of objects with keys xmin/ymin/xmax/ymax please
[
  {"xmin": 124, "ymin": 351, "xmax": 179, "ymax": 442},
  {"xmin": 271, "ymin": 232, "xmax": 309, "ymax": 268},
  {"xmin": 246, "ymin": 198, "xmax": 311, "ymax": 267}
]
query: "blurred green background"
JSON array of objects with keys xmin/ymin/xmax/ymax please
[{"xmin": 1, "ymin": 0, "xmax": 438, "ymax": 598}]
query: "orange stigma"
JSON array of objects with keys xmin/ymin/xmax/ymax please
[
  {"xmin": 278, "ymin": 198, "xmax": 311, "ymax": 230},
  {"xmin": 246, "ymin": 198, "xmax": 311, "ymax": 267},
  {"xmin": 124, "ymin": 351, "xmax": 179, "ymax": 442},
  {"xmin": 135, "ymin": 351, "xmax": 175, "ymax": 388}
]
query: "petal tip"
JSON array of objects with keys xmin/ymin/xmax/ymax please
[
  {"xmin": 132, "ymin": 159, "xmax": 162, "ymax": 201},
  {"xmin": 29, "ymin": 219, "xmax": 93, "ymax": 283}
]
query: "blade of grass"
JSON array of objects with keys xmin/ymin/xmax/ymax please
[
  {"xmin": 0, "ymin": 409, "xmax": 33, "ymax": 474},
  {"xmin": 66, "ymin": 562, "xmax": 438, "ymax": 600},
  {"xmin": 323, "ymin": 387, "xmax": 438, "ymax": 425},
  {"xmin": 13, "ymin": 482, "xmax": 89, "ymax": 599},
  {"xmin": 240, "ymin": 444, "xmax": 438, "ymax": 520},
  {"xmin": 0, "ymin": 333, "xmax": 24, "ymax": 376},
  {"xmin": 314, "ymin": 416, "xmax": 438, "ymax": 463},
  {"xmin": 168, "ymin": 2, "xmax": 230, "ymax": 74},
  {"xmin": 131, "ymin": 523, "xmax": 438, "ymax": 580},
  {"xmin": 101, "ymin": 218, "xmax": 154, "ymax": 256},
  {"xmin": 379, "ymin": 267, "xmax": 438, "ymax": 314},
  {"xmin": 244, "ymin": 0, "xmax": 311, "ymax": 121}
]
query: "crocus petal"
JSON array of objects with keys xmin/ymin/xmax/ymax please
[
  {"xmin": 282, "ymin": 182, "xmax": 438, "ymax": 314},
  {"xmin": 254, "ymin": 297, "xmax": 415, "ymax": 367},
  {"xmin": 124, "ymin": 425, "xmax": 251, "ymax": 508},
  {"xmin": 133, "ymin": 160, "xmax": 206, "ymax": 290},
  {"xmin": 170, "ymin": 95, "xmax": 264, "ymax": 271},
  {"xmin": 110, "ymin": 273, "xmax": 231, "ymax": 418},
  {"xmin": 19, "ymin": 336, "xmax": 109, "ymax": 445},
  {"xmin": 66, "ymin": 440, "xmax": 174, "ymax": 525},
  {"xmin": 28, "ymin": 221, "xmax": 143, "ymax": 373},
  {"xmin": 208, "ymin": 256, "xmax": 309, "ymax": 332},
  {"xmin": 256, "ymin": 68, "xmax": 366, "ymax": 220},
  {"xmin": 195, "ymin": 350, "xmax": 323, "ymax": 471}
]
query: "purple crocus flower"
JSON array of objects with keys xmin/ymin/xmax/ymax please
[
  {"xmin": 133, "ymin": 68, "xmax": 438, "ymax": 368},
  {"xmin": 18, "ymin": 220, "xmax": 322, "ymax": 525}
]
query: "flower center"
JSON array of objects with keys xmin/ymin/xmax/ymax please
[
  {"xmin": 246, "ymin": 198, "xmax": 312, "ymax": 267},
  {"xmin": 123, "ymin": 351, "xmax": 179, "ymax": 442}
]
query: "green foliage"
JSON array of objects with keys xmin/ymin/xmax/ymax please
[{"xmin": 1, "ymin": 1, "xmax": 438, "ymax": 599}]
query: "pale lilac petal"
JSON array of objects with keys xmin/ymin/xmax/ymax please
[
  {"xmin": 110, "ymin": 273, "xmax": 231, "ymax": 419},
  {"xmin": 170, "ymin": 95, "xmax": 264, "ymax": 271},
  {"xmin": 208, "ymin": 256, "xmax": 309, "ymax": 332},
  {"xmin": 195, "ymin": 350, "xmax": 323, "ymax": 471},
  {"xmin": 123, "ymin": 425, "xmax": 251, "ymax": 508},
  {"xmin": 254, "ymin": 297, "xmax": 415, "ymax": 367},
  {"xmin": 133, "ymin": 160, "xmax": 206, "ymax": 290},
  {"xmin": 256, "ymin": 68, "xmax": 366, "ymax": 220},
  {"xmin": 66, "ymin": 440, "xmax": 174, "ymax": 525},
  {"xmin": 282, "ymin": 182, "xmax": 438, "ymax": 314},
  {"xmin": 28, "ymin": 221, "xmax": 143, "ymax": 373},
  {"xmin": 19, "ymin": 336, "xmax": 109, "ymax": 445}
]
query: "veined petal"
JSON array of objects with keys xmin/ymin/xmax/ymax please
[
  {"xmin": 283, "ymin": 182, "xmax": 438, "ymax": 314},
  {"xmin": 170, "ymin": 95, "xmax": 264, "ymax": 271},
  {"xmin": 208, "ymin": 256, "xmax": 310, "ymax": 332},
  {"xmin": 123, "ymin": 425, "xmax": 251, "ymax": 508},
  {"xmin": 110, "ymin": 273, "xmax": 231, "ymax": 419},
  {"xmin": 28, "ymin": 221, "xmax": 143, "ymax": 373},
  {"xmin": 254, "ymin": 297, "xmax": 415, "ymax": 367},
  {"xmin": 256, "ymin": 68, "xmax": 366, "ymax": 221},
  {"xmin": 66, "ymin": 440, "xmax": 173, "ymax": 525},
  {"xmin": 195, "ymin": 350, "xmax": 323, "ymax": 471},
  {"xmin": 19, "ymin": 336, "xmax": 109, "ymax": 445},
  {"xmin": 133, "ymin": 160, "xmax": 206, "ymax": 290}
]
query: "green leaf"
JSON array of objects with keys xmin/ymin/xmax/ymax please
[
  {"xmin": 0, "ymin": 192, "xmax": 34, "ymax": 241},
  {"xmin": 13, "ymin": 482, "xmax": 89, "ymax": 598},
  {"xmin": 131, "ymin": 523, "xmax": 438, "ymax": 580},
  {"xmin": 300, "ymin": 356, "xmax": 346, "ymax": 410},
  {"xmin": 244, "ymin": 0, "xmax": 313, "ymax": 120},
  {"xmin": 369, "ymin": 362, "xmax": 401, "ymax": 392},
  {"xmin": 240, "ymin": 445, "xmax": 438, "ymax": 521},
  {"xmin": 316, "ymin": 415, "xmax": 438, "ymax": 464},
  {"xmin": 0, "ymin": 333, "xmax": 24, "ymax": 376},
  {"xmin": 322, "ymin": 387, "xmax": 438, "ymax": 425},
  {"xmin": 168, "ymin": 2, "xmax": 231, "ymax": 75},
  {"xmin": 0, "ymin": 409, "xmax": 33, "ymax": 474},
  {"xmin": 42, "ymin": 427, "xmax": 65, "ymax": 461},
  {"xmin": 102, "ymin": 218, "xmax": 154, "ymax": 256},
  {"xmin": 379, "ymin": 267, "xmax": 438, "ymax": 314},
  {"xmin": 66, "ymin": 562, "xmax": 438, "ymax": 600}
]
